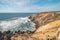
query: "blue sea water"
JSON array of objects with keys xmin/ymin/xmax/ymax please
[
  {"xmin": 0, "ymin": 13, "xmax": 36, "ymax": 20},
  {"xmin": 0, "ymin": 13, "xmax": 36, "ymax": 32}
]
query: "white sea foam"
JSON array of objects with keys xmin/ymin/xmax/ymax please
[{"xmin": 0, "ymin": 17, "xmax": 36, "ymax": 32}]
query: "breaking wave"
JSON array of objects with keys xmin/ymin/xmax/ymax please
[{"xmin": 0, "ymin": 17, "xmax": 36, "ymax": 32}]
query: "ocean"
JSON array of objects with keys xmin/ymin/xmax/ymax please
[
  {"xmin": 0, "ymin": 13, "xmax": 36, "ymax": 32},
  {"xmin": 0, "ymin": 13, "xmax": 36, "ymax": 21}
]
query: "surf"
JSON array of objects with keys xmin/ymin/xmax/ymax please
[{"xmin": 0, "ymin": 17, "xmax": 36, "ymax": 32}]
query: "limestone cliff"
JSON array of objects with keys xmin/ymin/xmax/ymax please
[{"xmin": 11, "ymin": 11, "xmax": 60, "ymax": 40}]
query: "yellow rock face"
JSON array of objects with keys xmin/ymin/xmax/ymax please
[
  {"xmin": 11, "ymin": 11, "xmax": 60, "ymax": 40},
  {"xmin": 30, "ymin": 12, "xmax": 60, "ymax": 40},
  {"xmin": 32, "ymin": 20, "xmax": 59, "ymax": 40},
  {"xmin": 35, "ymin": 20, "xmax": 60, "ymax": 32}
]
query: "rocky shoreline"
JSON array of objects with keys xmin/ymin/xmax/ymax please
[{"xmin": 0, "ymin": 11, "xmax": 60, "ymax": 40}]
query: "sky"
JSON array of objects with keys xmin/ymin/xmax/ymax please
[{"xmin": 0, "ymin": 0, "xmax": 60, "ymax": 13}]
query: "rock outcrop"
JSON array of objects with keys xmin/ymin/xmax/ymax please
[
  {"xmin": 11, "ymin": 11, "xmax": 60, "ymax": 40},
  {"xmin": 29, "ymin": 11, "xmax": 60, "ymax": 28},
  {"xmin": 30, "ymin": 11, "xmax": 60, "ymax": 40}
]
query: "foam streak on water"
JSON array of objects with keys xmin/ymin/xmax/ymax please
[{"xmin": 0, "ymin": 17, "xmax": 36, "ymax": 32}]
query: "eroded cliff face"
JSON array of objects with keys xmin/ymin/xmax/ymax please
[
  {"xmin": 29, "ymin": 12, "xmax": 60, "ymax": 29},
  {"xmin": 11, "ymin": 11, "xmax": 60, "ymax": 40},
  {"xmin": 30, "ymin": 11, "xmax": 60, "ymax": 40}
]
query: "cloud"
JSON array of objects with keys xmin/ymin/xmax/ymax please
[{"xmin": 0, "ymin": 0, "xmax": 60, "ymax": 13}]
